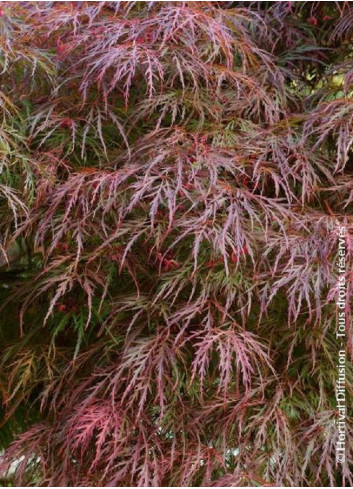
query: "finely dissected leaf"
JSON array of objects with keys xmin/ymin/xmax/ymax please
[{"xmin": 0, "ymin": 2, "xmax": 352, "ymax": 487}]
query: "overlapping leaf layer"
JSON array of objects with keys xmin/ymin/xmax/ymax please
[{"xmin": 0, "ymin": 2, "xmax": 352, "ymax": 486}]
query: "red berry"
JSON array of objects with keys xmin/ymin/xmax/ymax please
[
  {"xmin": 60, "ymin": 118, "xmax": 73, "ymax": 128},
  {"xmin": 184, "ymin": 182, "xmax": 194, "ymax": 190},
  {"xmin": 162, "ymin": 258, "xmax": 180, "ymax": 272},
  {"xmin": 231, "ymin": 252, "xmax": 238, "ymax": 263},
  {"xmin": 307, "ymin": 16, "xmax": 318, "ymax": 26},
  {"xmin": 56, "ymin": 242, "xmax": 69, "ymax": 251}
]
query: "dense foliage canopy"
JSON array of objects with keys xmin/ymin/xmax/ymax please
[{"xmin": 0, "ymin": 1, "xmax": 352, "ymax": 486}]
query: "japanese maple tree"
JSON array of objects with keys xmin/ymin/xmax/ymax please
[{"xmin": 0, "ymin": 1, "xmax": 352, "ymax": 486}]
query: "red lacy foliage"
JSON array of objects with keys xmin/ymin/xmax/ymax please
[{"xmin": 0, "ymin": 1, "xmax": 352, "ymax": 486}]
